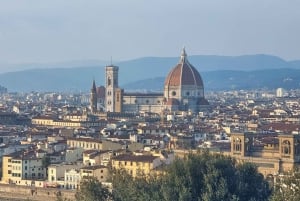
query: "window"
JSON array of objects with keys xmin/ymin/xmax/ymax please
[
  {"xmin": 282, "ymin": 140, "xmax": 291, "ymax": 155},
  {"xmin": 233, "ymin": 138, "xmax": 242, "ymax": 152},
  {"xmin": 172, "ymin": 91, "xmax": 176, "ymax": 96}
]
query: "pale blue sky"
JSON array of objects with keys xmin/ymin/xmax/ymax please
[{"xmin": 0, "ymin": 0, "xmax": 299, "ymax": 66}]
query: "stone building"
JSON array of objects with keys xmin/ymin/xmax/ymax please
[
  {"xmin": 230, "ymin": 132, "xmax": 300, "ymax": 177},
  {"xmin": 91, "ymin": 48, "xmax": 209, "ymax": 114}
]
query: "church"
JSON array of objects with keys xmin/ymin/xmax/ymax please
[{"xmin": 90, "ymin": 48, "xmax": 209, "ymax": 115}]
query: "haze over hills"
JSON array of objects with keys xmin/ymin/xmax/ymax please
[
  {"xmin": 0, "ymin": 54, "xmax": 300, "ymax": 92},
  {"xmin": 123, "ymin": 69, "xmax": 300, "ymax": 91},
  {"xmin": 0, "ymin": 60, "xmax": 109, "ymax": 73}
]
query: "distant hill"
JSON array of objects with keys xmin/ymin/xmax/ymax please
[
  {"xmin": 123, "ymin": 69, "xmax": 300, "ymax": 91},
  {"xmin": 0, "ymin": 54, "xmax": 300, "ymax": 92}
]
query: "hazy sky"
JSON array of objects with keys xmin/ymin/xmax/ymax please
[{"xmin": 0, "ymin": 0, "xmax": 300, "ymax": 66}]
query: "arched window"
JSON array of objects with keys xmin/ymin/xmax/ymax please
[
  {"xmin": 281, "ymin": 140, "xmax": 291, "ymax": 155},
  {"xmin": 233, "ymin": 138, "xmax": 242, "ymax": 152}
]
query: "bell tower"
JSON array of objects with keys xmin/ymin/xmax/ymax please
[
  {"xmin": 90, "ymin": 79, "xmax": 97, "ymax": 113},
  {"xmin": 105, "ymin": 65, "xmax": 119, "ymax": 112}
]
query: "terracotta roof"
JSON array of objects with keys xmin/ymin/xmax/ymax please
[
  {"xmin": 260, "ymin": 122, "xmax": 300, "ymax": 133},
  {"xmin": 164, "ymin": 48, "xmax": 204, "ymax": 88}
]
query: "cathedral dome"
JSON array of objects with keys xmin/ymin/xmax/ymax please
[{"xmin": 164, "ymin": 48, "xmax": 204, "ymax": 88}]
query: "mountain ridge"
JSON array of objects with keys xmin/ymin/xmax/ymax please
[{"xmin": 0, "ymin": 54, "xmax": 300, "ymax": 92}]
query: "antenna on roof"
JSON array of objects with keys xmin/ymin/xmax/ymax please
[{"xmin": 110, "ymin": 56, "xmax": 113, "ymax": 66}]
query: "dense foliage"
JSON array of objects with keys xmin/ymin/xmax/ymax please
[
  {"xmin": 75, "ymin": 177, "xmax": 111, "ymax": 201},
  {"xmin": 270, "ymin": 170, "xmax": 300, "ymax": 201},
  {"xmin": 112, "ymin": 151, "xmax": 271, "ymax": 201}
]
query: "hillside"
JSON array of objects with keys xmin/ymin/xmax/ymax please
[
  {"xmin": 0, "ymin": 54, "xmax": 299, "ymax": 92},
  {"xmin": 123, "ymin": 69, "xmax": 300, "ymax": 91}
]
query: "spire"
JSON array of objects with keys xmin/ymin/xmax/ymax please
[
  {"xmin": 92, "ymin": 79, "xmax": 96, "ymax": 92},
  {"xmin": 180, "ymin": 47, "xmax": 187, "ymax": 63}
]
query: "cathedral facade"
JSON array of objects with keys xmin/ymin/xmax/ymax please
[{"xmin": 91, "ymin": 48, "xmax": 208, "ymax": 114}]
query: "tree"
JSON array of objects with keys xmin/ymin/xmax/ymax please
[
  {"xmin": 112, "ymin": 169, "xmax": 163, "ymax": 201},
  {"xmin": 235, "ymin": 162, "xmax": 270, "ymax": 201},
  {"xmin": 41, "ymin": 155, "xmax": 51, "ymax": 168},
  {"xmin": 75, "ymin": 177, "xmax": 111, "ymax": 201},
  {"xmin": 270, "ymin": 170, "xmax": 300, "ymax": 201},
  {"xmin": 112, "ymin": 151, "xmax": 271, "ymax": 201}
]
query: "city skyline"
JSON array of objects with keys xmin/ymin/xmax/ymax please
[{"xmin": 0, "ymin": 0, "xmax": 300, "ymax": 73}]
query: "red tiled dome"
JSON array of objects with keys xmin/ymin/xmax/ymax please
[{"xmin": 164, "ymin": 48, "xmax": 204, "ymax": 88}]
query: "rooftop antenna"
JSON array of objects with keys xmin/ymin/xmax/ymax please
[{"xmin": 110, "ymin": 56, "xmax": 113, "ymax": 66}]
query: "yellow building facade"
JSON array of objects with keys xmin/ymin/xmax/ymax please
[
  {"xmin": 80, "ymin": 165, "xmax": 110, "ymax": 183},
  {"xmin": 111, "ymin": 154, "xmax": 161, "ymax": 177}
]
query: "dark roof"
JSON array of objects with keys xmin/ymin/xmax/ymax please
[
  {"xmin": 123, "ymin": 93, "xmax": 163, "ymax": 97},
  {"xmin": 67, "ymin": 137, "xmax": 102, "ymax": 143},
  {"xmin": 81, "ymin": 165, "xmax": 107, "ymax": 170},
  {"xmin": 113, "ymin": 154, "xmax": 158, "ymax": 162}
]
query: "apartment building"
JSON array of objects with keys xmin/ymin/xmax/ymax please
[
  {"xmin": 80, "ymin": 165, "xmax": 110, "ymax": 183},
  {"xmin": 2, "ymin": 151, "xmax": 46, "ymax": 185},
  {"xmin": 111, "ymin": 154, "xmax": 161, "ymax": 177}
]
